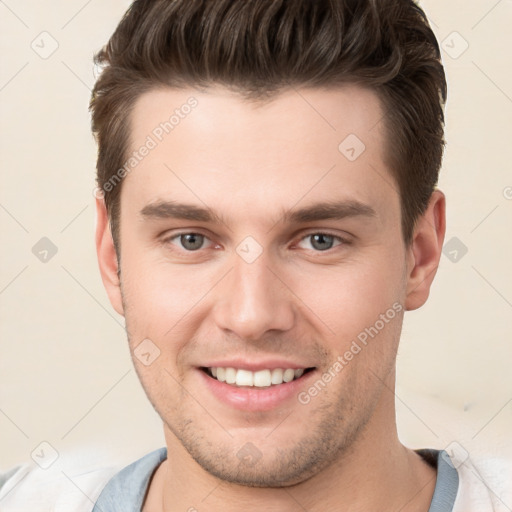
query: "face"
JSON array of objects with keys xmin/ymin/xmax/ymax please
[{"xmin": 100, "ymin": 84, "xmax": 418, "ymax": 486}]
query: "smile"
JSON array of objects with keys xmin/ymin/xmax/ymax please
[{"xmin": 202, "ymin": 367, "xmax": 315, "ymax": 387}]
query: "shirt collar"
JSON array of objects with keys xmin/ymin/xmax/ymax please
[{"xmin": 93, "ymin": 447, "xmax": 458, "ymax": 511}]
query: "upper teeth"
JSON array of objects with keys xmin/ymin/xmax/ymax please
[{"xmin": 210, "ymin": 367, "xmax": 305, "ymax": 387}]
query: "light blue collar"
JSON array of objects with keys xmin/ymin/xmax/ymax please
[{"xmin": 93, "ymin": 447, "xmax": 458, "ymax": 511}]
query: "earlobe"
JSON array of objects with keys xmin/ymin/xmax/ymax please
[
  {"xmin": 95, "ymin": 197, "xmax": 125, "ymax": 316},
  {"xmin": 404, "ymin": 189, "xmax": 446, "ymax": 311}
]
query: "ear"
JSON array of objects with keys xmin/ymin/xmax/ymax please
[
  {"xmin": 404, "ymin": 189, "xmax": 446, "ymax": 311},
  {"xmin": 95, "ymin": 197, "xmax": 124, "ymax": 316}
]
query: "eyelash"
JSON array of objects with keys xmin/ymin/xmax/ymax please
[{"xmin": 162, "ymin": 230, "xmax": 351, "ymax": 253}]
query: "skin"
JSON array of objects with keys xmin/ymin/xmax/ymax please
[{"xmin": 96, "ymin": 84, "xmax": 446, "ymax": 511}]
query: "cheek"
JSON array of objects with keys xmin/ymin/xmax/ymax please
[
  {"xmin": 290, "ymin": 250, "xmax": 406, "ymax": 350},
  {"xmin": 120, "ymin": 248, "xmax": 217, "ymax": 353},
  {"xmin": 121, "ymin": 239, "xmax": 185, "ymax": 312}
]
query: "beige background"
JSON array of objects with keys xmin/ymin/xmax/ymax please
[{"xmin": 1, "ymin": 0, "xmax": 511, "ymax": 477}]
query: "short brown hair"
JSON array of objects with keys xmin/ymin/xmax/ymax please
[{"xmin": 90, "ymin": 0, "xmax": 447, "ymax": 251}]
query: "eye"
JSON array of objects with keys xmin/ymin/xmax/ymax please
[
  {"xmin": 163, "ymin": 231, "xmax": 349, "ymax": 254},
  {"xmin": 166, "ymin": 232, "xmax": 213, "ymax": 251},
  {"xmin": 297, "ymin": 232, "xmax": 347, "ymax": 252}
]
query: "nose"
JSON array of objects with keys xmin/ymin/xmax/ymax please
[{"xmin": 212, "ymin": 251, "xmax": 295, "ymax": 341}]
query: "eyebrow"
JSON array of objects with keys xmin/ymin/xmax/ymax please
[{"xmin": 139, "ymin": 199, "xmax": 377, "ymax": 225}]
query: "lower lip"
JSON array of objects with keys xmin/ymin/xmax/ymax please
[{"xmin": 197, "ymin": 369, "xmax": 316, "ymax": 412}]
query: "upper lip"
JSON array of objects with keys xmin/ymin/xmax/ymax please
[{"xmin": 199, "ymin": 359, "xmax": 315, "ymax": 372}]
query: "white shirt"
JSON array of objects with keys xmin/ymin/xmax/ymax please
[{"xmin": 0, "ymin": 446, "xmax": 510, "ymax": 511}]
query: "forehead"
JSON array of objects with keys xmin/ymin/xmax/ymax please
[{"xmin": 122, "ymin": 84, "xmax": 397, "ymax": 227}]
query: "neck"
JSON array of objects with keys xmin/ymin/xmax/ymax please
[{"xmin": 145, "ymin": 384, "xmax": 436, "ymax": 512}]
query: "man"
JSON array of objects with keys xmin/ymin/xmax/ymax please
[
  {"xmin": 0, "ymin": 0, "xmax": 503, "ymax": 510},
  {"xmin": 87, "ymin": 0, "xmax": 508, "ymax": 510}
]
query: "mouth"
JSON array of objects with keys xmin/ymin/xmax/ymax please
[{"xmin": 200, "ymin": 366, "xmax": 316, "ymax": 388}]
